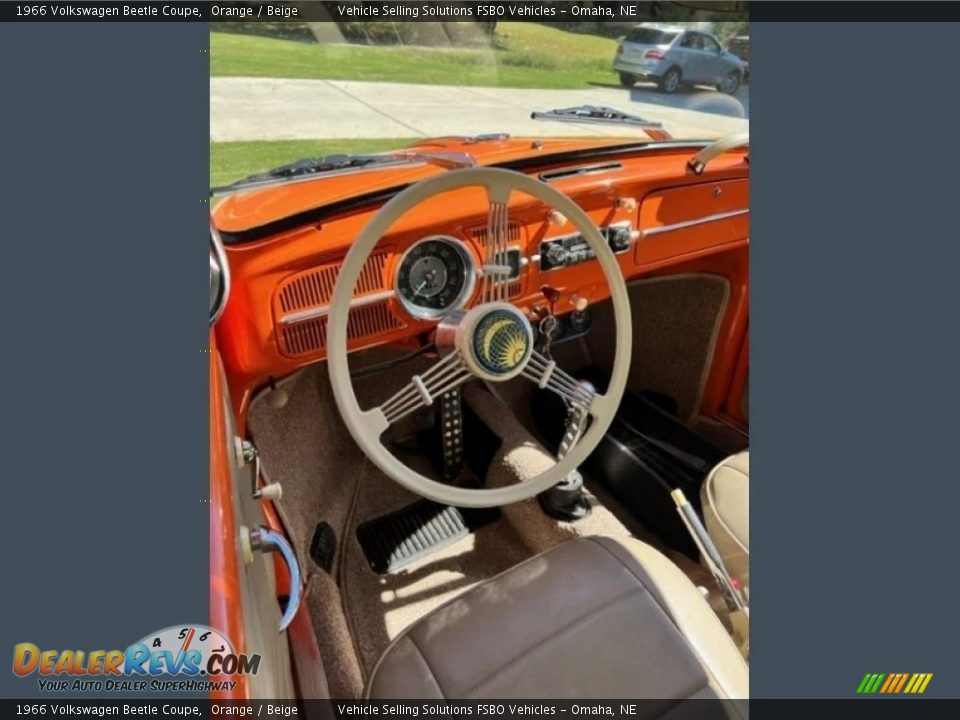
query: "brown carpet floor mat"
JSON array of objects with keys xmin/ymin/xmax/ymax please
[{"xmin": 249, "ymin": 361, "xmax": 537, "ymax": 684}]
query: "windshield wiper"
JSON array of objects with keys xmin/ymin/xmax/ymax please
[
  {"xmin": 252, "ymin": 154, "xmax": 411, "ymax": 179},
  {"xmin": 211, "ymin": 151, "xmax": 475, "ymax": 197},
  {"xmin": 531, "ymin": 105, "xmax": 672, "ymax": 140}
]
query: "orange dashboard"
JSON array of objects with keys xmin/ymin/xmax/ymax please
[{"xmin": 214, "ymin": 144, "xmax": 749, "ymax": 407}]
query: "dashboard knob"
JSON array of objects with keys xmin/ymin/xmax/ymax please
[
  {"xmin": 607, "ymin": 225, "xmax": 634, "ymax": 252},
  {"xmin": 547, "ymin": 209, "xmax": 567, "ymax": 227}
]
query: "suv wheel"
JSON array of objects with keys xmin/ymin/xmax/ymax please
[
  {"xmin": 618, "ymin": 72, "xmax": 637, "ymax": 88},
  {"xmin": 659, "ymin": 67, "xmax": 681, "ymax": 94},
  {"xmin": 718, "ymin": 70, "xmax": 741, "ymax": 94}
]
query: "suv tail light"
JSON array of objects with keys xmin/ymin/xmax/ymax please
[{"xmin": 645, "ymin": 49, "xmax": 665, "ymax": 60}]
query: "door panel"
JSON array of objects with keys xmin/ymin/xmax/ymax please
[
  {"xmin": 698, "ymin": 35, "xmax": 724, "ymax": 84},
  {"xmin": 675, "ymin": 34, "xmax": 702, "ymax": 82},
  {"xmin": 210, "ymin": 332, "xmax": 296, "ymax": 699}
]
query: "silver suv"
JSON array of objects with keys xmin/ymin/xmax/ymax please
[{"xmin": 614, "ymin": 25, "xmax": 744, "ymax": 94}]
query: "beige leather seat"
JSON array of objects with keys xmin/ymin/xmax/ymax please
[
  {"xmin": 701, "ymin": 452, "xmax": 750, "ymax": 589},
  {"xmin": 366, "ymin": 536, "xmax": 748, "ymax": 700}
]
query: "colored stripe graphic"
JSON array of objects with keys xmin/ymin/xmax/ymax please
[{"xmin": 858, "ymin": 673, "xmax": 933, "ymax": 694}]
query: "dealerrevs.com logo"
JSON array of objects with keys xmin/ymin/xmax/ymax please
[{"xmin": 12, "ymin": 624, "xmax": 260, "ymax": 693}]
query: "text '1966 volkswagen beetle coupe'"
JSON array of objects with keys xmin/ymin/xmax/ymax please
[{"xmin": 209, "ymin": 111, "xmax": 750, "ymax": 703}]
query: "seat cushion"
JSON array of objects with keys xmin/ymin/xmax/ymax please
[
  {"xmin": 701, "ymin": 451, "xmax": 749, "ymax": 588},
  {"xmin": 366, "ymin": 536, "xmax": 748, "ymax": 700}
]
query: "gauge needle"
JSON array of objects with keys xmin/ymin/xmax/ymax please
[
  {"xmin": 414, "ymin": 280, "xmax": 428, "ymax": 296},
  {"xmin": 174, "ymin": 627, "xmax": 194, "ymax": 673}
]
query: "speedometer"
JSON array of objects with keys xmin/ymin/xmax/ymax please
[{"xmin": 396, "ymin": 236, "xmax": 475, "ymax": 319}]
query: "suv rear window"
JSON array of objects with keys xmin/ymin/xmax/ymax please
[{"xmin": 625, "ymin": 28, "xmax": 678, "ymax": 45}]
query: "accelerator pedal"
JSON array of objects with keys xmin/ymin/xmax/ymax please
[{"xmin": 357, "ymin": 500, "xmax": 499, "ymax": 574}]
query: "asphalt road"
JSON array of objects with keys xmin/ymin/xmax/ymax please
[{"xmin": 211, "ymin": 77, "xmax": 749, "ymax": 142}]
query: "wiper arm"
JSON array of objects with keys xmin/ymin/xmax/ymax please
[
  {"xmin": 531, "ymin": 105, "xmax": 672, "ymax": 140},
  {"xmin": 210, "ymin": 151, "xmax": 475, "ymax": 197},
  {"xmin": 211, "ymin": 154, "xmax": 419, "ymax": 196},
  {"xmin": 250, "ymin": 153, "xmax": 410, "ymax": 180}
]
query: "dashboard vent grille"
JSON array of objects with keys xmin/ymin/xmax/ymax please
[
  {"xmin": 539, "ymin": 162, "xmax": 622, "ymax": 182},
  {"xmin": 470, "ymin": 222, "xmax": 522, "ymax": 247},
  {"xmin": 279, "ymin": 302, "xmax": 403, "ymax": 356},
  {"xmin": 278, "ymin": 253, "xmax": 388, "ymax": 313}
]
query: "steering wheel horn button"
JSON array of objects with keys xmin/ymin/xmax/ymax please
[
  {"xmin": 457, "ymin": 304, "xmax": 533, "ymax": 381},
  {"xmin": 473, "ymin": 310, "xmax": 530, "ymax": 375}
]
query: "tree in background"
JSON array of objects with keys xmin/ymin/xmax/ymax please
[{"xmin": 711, "ymin": 22, "xmax": 749, "ymax": 45}]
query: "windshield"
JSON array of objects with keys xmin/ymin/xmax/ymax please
[{"xmin": 210, "ymin": 17, "xmax": 749, "ymax": 189}]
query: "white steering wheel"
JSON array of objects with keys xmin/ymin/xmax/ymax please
[{"xmin": 328, "ymin": 167, "xmax": 632, "ymax": 507}]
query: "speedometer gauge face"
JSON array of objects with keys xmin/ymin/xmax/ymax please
[{"xmin": 396, "ymin": 237, "xmax": 475, "ymax": 319}]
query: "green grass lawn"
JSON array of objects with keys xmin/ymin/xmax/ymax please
[
  {"xmin": 211, "ymin": 23, "xmax": 620, "ymax": 89},
  {"xmin": 211, "ymin": 138, "xmax": 416, "ymax": 188}
]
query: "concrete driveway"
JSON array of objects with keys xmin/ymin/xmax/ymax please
[{"xmin": 211, "ymin": 77, "xmax": 749, "ymax": 142}]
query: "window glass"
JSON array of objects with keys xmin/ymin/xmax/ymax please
[
  {"xmin": 700, "ymin": 35, "xmax": 721, "ymax": 53},
  {"xmin": 627, "ymin": 28, "xmax": 679, "ymax": 45}
]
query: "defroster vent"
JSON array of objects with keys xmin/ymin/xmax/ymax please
[{"xmin": 470, "ymin": 222, "xmax": 522, "ymax": 247}]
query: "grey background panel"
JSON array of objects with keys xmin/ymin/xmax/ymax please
[
  {"xmin": 751, "ymin": 22, "xmax": 960, "ymax": 697},
  {"xmin": 0, "ymin": 24, "xmax": 209, "ymax": 697}
]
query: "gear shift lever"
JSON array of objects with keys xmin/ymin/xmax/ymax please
[{"xmin": 539, "ymin": 381, "xmax": 594, "ymax": 521}]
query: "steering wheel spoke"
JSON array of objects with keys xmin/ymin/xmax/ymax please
[
  {"xmin": 479, "ymin": 187, "xmax": 513, "ymax": 304},
  {"xmin": 376, "ymin": 350, "xmax": 472, "ymax": 426},
  {"xmin": 521, "ymin": 350, "xmax": 599, "ymax": 412}
]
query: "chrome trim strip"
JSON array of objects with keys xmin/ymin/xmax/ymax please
[
  {"xmin": 280, "ymin": 290, "xmax": 396, "ymax": 325},
  {"xmin": 642, "ymin": 208, "xmax": 749, "ymax": 237},
  {"xmin": 210, "ymin": 223, "xmax": 231, "ymax": 325},
  {"xmin": 539, "ymin": 162, "xmax": 623, "ymax": 182}
]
